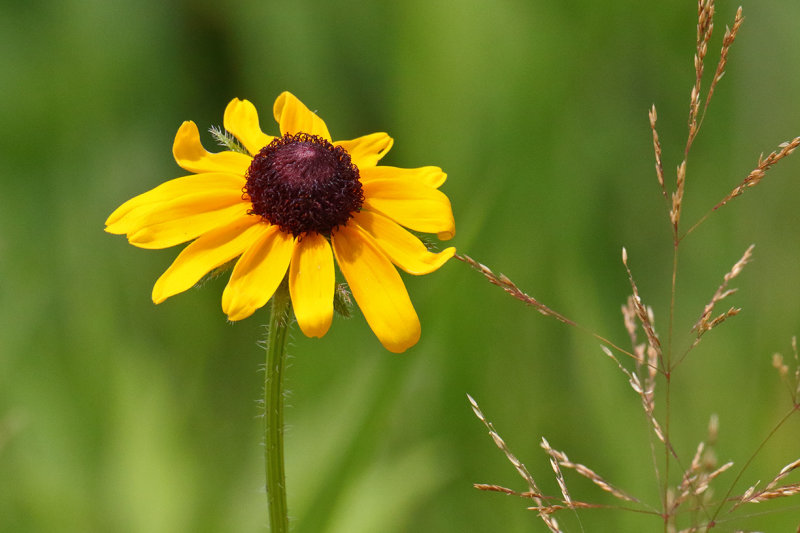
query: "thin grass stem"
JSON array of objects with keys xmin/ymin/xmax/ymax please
[{"xmin": 709, "ymin": 406, "xmax": 799, "ymax": 526}]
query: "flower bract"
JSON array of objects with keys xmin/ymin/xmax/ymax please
[{"xmin": 105, "ymin": 92, "xmax": 455, "ymax": 353}]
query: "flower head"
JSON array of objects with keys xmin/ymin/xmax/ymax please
[{"xmin": 105, "ymin": 92, "xmax": 455, "ymax": 352}]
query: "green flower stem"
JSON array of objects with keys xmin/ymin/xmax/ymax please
[{"xmin": 265, "ymin": 282, "xmax": 292, "ymax": 532}]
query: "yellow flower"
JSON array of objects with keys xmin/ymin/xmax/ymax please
[{"xmin": 105, "ymin": 92, "xmax": 455, "ymax": 353}]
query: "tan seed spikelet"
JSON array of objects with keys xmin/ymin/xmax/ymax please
[
  {"xmin": 646, "ymin": 344, "xmax": 659, "ymax": 388},
  {"xmin": 649, "ymin": 105, "xmax": 668, "ymax": 202},
  {"xmin": 749, "ymin": 483, "xmax": 800, "ymax": 502},
  {"xmin": 674, "ymin": 459, "xmax": 733, "ymax": 514},
  {"xmin": 474, "ymin": 483, "xmax": 606, "ymax": 516},
  {"xmin": 674, "ymin": 442, "xmax": 707, "ymax": 506},
  {"xmin": 772, "ymin": 352, "xmax": 789, "ymax": 378},
  {"xmin": 622, "ymin": 248, "xmax": 663, "ymax": 361},
  {"xmin": 702, "ymin": 6, "xmax": 743, "ymax": 121},
  {"xmin": 671, "ymin": 420, "xmax": 730, "ymax": 515},
  {"xmin": 456, "ymin": 254, "xmax": 576, "ymax": 327},
  {"xmin": 737, "ymin": 483, "xmax": 758, "ymax": 509},
  {"xmin": 702, "ymin": 460, "xmax": 733, "ymax": 487},
  {"xmin": 765, "ymin": 458, "xmax": 800, "ymax": 491},
  {"xmin": 622, "ymin": 296, "xmax": 660, "ymax": 381},
  {"xmin": 622, "ymin": 296, "xmax": 647, "ymax": 367},
  {"xmin": 739, "ymin": 483, "xmax": 800, "ymax": 505},
  {"xmin": 541, "ymin": 438, "xmax": 573, "ymax": 507},
  {"xmin": 526, "ymin": 501, "xmax": 602, "ymax": 514},
  {"xmin": 473, "ymin": 484, "xmax": 520, "ymax": 496},
  {"xmin": 693, "ymin": 244, "xmax": 753, "ymax": 337},
  {"xmin": 602, "ymin": 346, "xmax": 665, "ymax": 443},
  {"xmin": 686, "ymin": 0, "xmax": 715, "ymax": 154},
  {"xmin": 671, "ymin": 162, "xmax": 687, "ymax": 231},
  {"xmin": 733, "ymin": 458, "xmax": 800, "ymax": 509},
  {"xmin": 715, "ymin": 136, "xmax": 800, "ymax": 209},
  {"xmin": 542, "ymin": 438, "xmax": 639, "ymax": 503}
]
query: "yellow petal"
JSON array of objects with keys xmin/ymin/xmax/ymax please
[
  {"xmin": 222, "ymin": 227, "xmax": 295, "ymax": 321},
  {"xmin": 334, "ymin": 132, "xmax": 393, "ymax": 168},
  {"xmin": 289, "ymin": 233, "xmax": 334, "ymax": 338},
  {"xmin": 126, "ymin": 191, "xmax": 249, "ymax": 249},
  {"xmin": 105, "ymin": 173, "xmax": 245, "ymax": 231},
  {"xmin": 152, "ymin": 215, "xmax": 268, "ymax": 304},
  {"xmin": 362, "ymin": 178, "xmax": 456, "ymax": 240},
  {"xmin": 351, "ymin": 211, "xmax": 455, "ymax": 275},
  {"xmin": 272, "ymin": 91, "xmax": 332, "ymax": 140},
  {"xmin": 331, "ymin": 224, "xmax": 420, "ymax": 353},
  {"xmin": 172, "ymin": 121, "xmax": 252, "ymax": 175},
  {"xmin": 223, "ymin": 98, "xmax": 274, "ymax": 156},
  {"xmin": 359, "ymin": 165, "xmax": 447, "ymax": 188}
]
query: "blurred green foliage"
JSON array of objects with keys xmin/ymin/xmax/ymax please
[{"xmin": 2, "ymin": 1, "xmax": 799, "ymax": 531}]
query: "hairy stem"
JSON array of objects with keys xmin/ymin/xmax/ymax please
[{"xmin": 265, "ymin": 282, "xmax": 292, "ymax": 533}]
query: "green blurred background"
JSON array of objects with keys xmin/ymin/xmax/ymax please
[{"xmin": 2, "ymin": 1, "xmax": 799, "ymax": 531}]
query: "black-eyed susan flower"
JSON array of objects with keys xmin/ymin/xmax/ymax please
[{"xmin": 105, "ymin": 92, "xmax": 455, "ymax": 353}]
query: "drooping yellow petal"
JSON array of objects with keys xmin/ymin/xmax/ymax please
[
  {"xmin": 272, "ymin": 91, "xmax": 332, "ymax": 140},
  {"xmin": 105, "ymin": 173, "xmax": 245, "ymax": 231},
  {"xmin": 152, "ymin": 215, "xmax": 268, "ymax": 304},
  {"xmin": 334, "ymin": 132, "xmax": 393, "ymax": 169},
  {"xmin": 172, "ymin": 121, "xmax": 252, "ymax": 175},
  {"xmin": 126, "ymin": 191, "xmax": 249, "ymax": 249},
  {"xmin": 351, "ymin": 211, "xmax": 455, "ymax": 275},
  {"xmin": 289, "ymin": 233, "xmax": 334, "ymax": 338},
  {"xmin": 362, "ymin": 178, "xmax": 456, "ymax": 240},
  {"xmin": 223, "ymin": 98, "xmax": 274, "ymax": 156},
  {"xmin": 221, "ymin": 227, "xmax": 294, "ymax": 321},
  {"xmin": 331, "ymin": 224, "xmax": 420, "ymax": 353},
  {"xmin": 359, "ymin": 165, "xmax": 447, "ymax": 189}
]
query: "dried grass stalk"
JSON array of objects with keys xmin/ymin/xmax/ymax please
[
  {"xmin": 527, "ymin": 501, "xmax": 601, "ymax": 513},
  {"xmin": 671, "ymin": 161, "xmax": 687, "ymax": 232},
  {"xmin": 603, "ymin": 346, "xmax": 665, "ymax": 444},
  {"xmin": 685, "ymin": 0, "xmax": 715, "ymax": 155},
  {"xmin": 474, "ymin": 484, "xmax": 522, "ymax": 496},
  {"xmin": 732, "ymin": 457, "xmax": 800, "ymax": 510},
  {"xmin": 715, "ymin": 136, "xmax": 800, "ymax": 209},
  {"xmin": 541, "ymin": 438, "xmax": 573, "ymax": 507},
  {"xmin": 621, "ymin": 296, "xmax": 641, "ymax": 356},
  {"xmin": 650, "ymin": 105, "xmax": 668, "ymax": 202},
  {"xmin": 701, "ymin": 7, "xmax": 743, "ymax": 121},
  {"xmin": 674, "ymin": 442, "xmax": 707, "ymax": 507},
  {"xmin": 736, "ymin": 482, "xmax": 800, "ymax": 506},
  {"xmin": 622, "ymin": 248, "xmax": 663, "ymax": 363},
  {"xmin": 467, "ymin": 3, "xmax": 800, "ymax": 528},
  {"xmin": 622, "ymin": 296, "xmax": 660, "ymax": 388},
  {"xmin": 673, "ymin": 442, "xmax": 732, "ymax": 514},
  {"xmin": 765, "ymin": 458, "xmax": 800, "ymax": 490},
  {"xmin": 542, "ymin": 438, "xmax": 639, "ymax": 503},
  {"xmin": 693, "ymin": 244, "xmax": 753, "ymax": 337},
  {"xmin": 458, "ymin": 253, "xmax": 639, "ymax": 364},
  {"xmin": 467, "ymin": 395, "xmax": 563, "ymax": 532},
  {"xmin": 679, "ymin": 3, "xmax": 748, "ymax": 237},
  {"xmin": 744, "ymin": 483, "xmax": 800, "ymax": 502},
  {"xmin": 456, "ymin": 254, "xmax": 576, "ymax": 328}
]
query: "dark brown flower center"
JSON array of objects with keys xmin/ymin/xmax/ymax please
[{"xmin": 244, "ymin": 133, "xmax": 363, "ymax": 236}]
